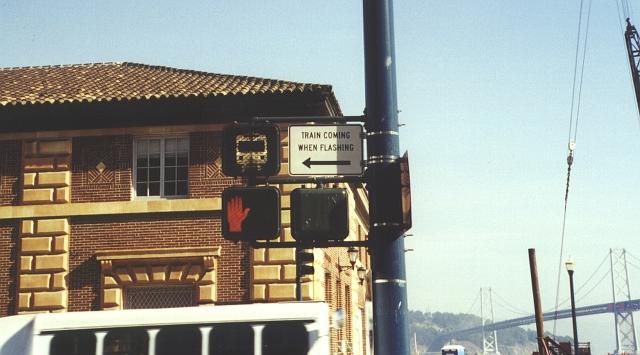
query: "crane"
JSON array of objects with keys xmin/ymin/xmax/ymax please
[{"xmin": 624, "ymin": 18, "xmax": 640, "ymax": 113}]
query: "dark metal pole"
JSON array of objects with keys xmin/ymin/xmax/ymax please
[
  {"xmin": 568, "ymin": 270, "xmax": 579, "ymax": 355},
  {"xmin": 363, "ymin": 0, "xmax": 410, "ymax": 354},
  {"xmin": 295, "ymin": 244, "xmax": 302, "ymax": 301},
  {"xmin": 528, "ymin": 249, "xmax": 546, "ymax": 355}
]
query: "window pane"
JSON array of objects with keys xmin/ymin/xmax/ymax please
[
  {"xmin": 156, "ymin": 326, "xmax": 200, "ymax": 355},
  {"xmin": 136, "ymin": 183, "xmax": 147, "ymax": 197},
  {"xmin": 104, "ymin": 328, "xmax": 148, "ymax": 355},
  {"xmin": 164, "ymin": 182, "xmax": 176, "ymax": 196},
  {"xmin": 149, "ymin": 182, "xmax": 160, "ymax": 196},
  {"xmin": 178, "ymin": 138, "xmax": 189, "ymax": 152},
  {"xmin": 137, "ymin": 168, "xmax": 148, "ymax": 182},
  {"xmin": 164, "ymin": 167, "xmax": 176, "ymax": 181},
  {"xmin": 50, "ymin": 331, "xmax": 96, "ymax": 355},
  {"xmin": 137, "ymin": 140, "xmax": 148, "ymax": 155},
  {"xmin": 176, "ymin": 181, "xmax": 188, "ymax": 196},
  {"xmin": 164, "ymin": 153, "xmax": 176, "ymax": 167},
  {"xmin": 149, "ymin": 140, "xmax": 161, "ymax": 154},
  {"xmin": 263, "ymin": 322, "xmax": 309, "ymax": 355},
  {"xmin": 137, "ymin": 157, "xmax": 148, "ymax": 167},
  {"xmin": 176, "ymin": 166, "xmax": 187, "ymax": 181},
  {"xmin": 210, "ymin": 324, "xmax": 254, "ymax": 355},
  {"xmin": 149, "ymin": 168, "xmax": 160, "ymax": 182},
  {"xmin": 165, "ymin": 138, "xmax": 177, "ymax": 153},
  {"xmin": 177, "ymin": 152, "xmax": 188, "ymax": 167},
  {"xmin": 149, "ymin": 155, "xmax": 160, "ymax": 168}
]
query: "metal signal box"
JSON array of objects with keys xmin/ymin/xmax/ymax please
[
  {"xmin": 222, "ymin": 186, "xmax": 280, "ymax": 241},
  {"xmin": 290, "ymin": 188, "xmax": 349, "ymax": 242},
  {"xmin": 222, "ymin": 123, "xmax": 280, "ymax": 177}
]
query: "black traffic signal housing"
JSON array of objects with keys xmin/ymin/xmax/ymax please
[
  {"xmin": 296, "ymin": 249, "xmax": 315, "ymax": 276},
  {"xmin": 222, "ymin": 186, "xmax": 280, "ymax": 241},
  {"xmin": 222, "ymin": 122, "xmax": 280, "ymax": 177},
  {"xmin": 290, "ymin": 188, "xmax": 349, "ymax": 242}
]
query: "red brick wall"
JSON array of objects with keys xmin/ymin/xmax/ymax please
[
  {"xmin": 0, "ymin": 140, "xmax": 21, "ymax": 206},
  {"xmin": 71, "ymin": 136, "xmax": 132, "ymax": 203},
  {"xmin": 189, "ymin": 132, "xmax": 238, "ymax": 198},
  {"xmin": 0, "ymin": 220, "xmax": 18, "ymax": 316},
  {"xmin": 69, "ymin": 212, "xmax": 250, "ymax": 311}
]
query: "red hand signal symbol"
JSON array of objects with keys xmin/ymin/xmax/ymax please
[{"xmin": 226, "ymin": 196, "xmax": 251, "ymax": 232}]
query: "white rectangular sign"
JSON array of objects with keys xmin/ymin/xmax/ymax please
[{"xmin": 288, "ymin": 124, "xmax": 364, "ymax": 176}]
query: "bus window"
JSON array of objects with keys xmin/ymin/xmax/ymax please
[
  {"xmin": 262, "ymin": 321, "xmax": 309, "ymax": 355},
  {"xmin": 50, "ymin": 330, "xmax": 96, "ymax": 355},
  {"xmin": 209, "ymin": 323, "xmax": 254, "ymax": 355},
  {"xmin": 156, "ymin": 326, "xmax": 200, "ymax": 355},
  {"xmin": 104, "ymin": 328, "xmax": 148, "ymax": 355}
]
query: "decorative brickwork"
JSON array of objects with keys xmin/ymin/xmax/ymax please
[
  {"xmin": 22, "ymin": 139, "xmax": 71, "ymax": 204},
  {"xmin": 188, "ymin": 132, "xmax": 238, "ymax": 199},
  {"xmin": 72, "ymin": 136, "xmax": 132, "ymax": 203},
  {"xmin": 0, "ymin": 140, "xmax": 20, "ymax": 206},
  {"xmin": 0, "ymin": 220, "xmax": 18, "ymax": 316},
  {"xmin": 69, "ymin": 212, "xmax": 249, "ymax": 311},
  {"xmin": 18, "ymin": 218, "xmax": 70, "ymax": 313}
]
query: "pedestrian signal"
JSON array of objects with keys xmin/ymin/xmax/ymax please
[
  {"xmin": 296, "ymin": 249, "xmax": 315, "ymax": 276},
  {"xmin": 290, "ymin": 188, "xmax": 349, "ymax": 242},
  {"xmin": 222, "ymin": 123, "xmax": 280, "ymax": 177},
  {"xmin": 222, "ymin": 187, "xmax": 280, "ymax": 241}
]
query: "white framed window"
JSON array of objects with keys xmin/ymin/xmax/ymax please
[{"xmin": 134, "ymin": 137, "xmax": 189, "ymax": 198}]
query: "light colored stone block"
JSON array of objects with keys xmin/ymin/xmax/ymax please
[
  {"xmin": 104, "ymin": 276, "xmax": 118, "ymax": 287},
  {"xmin": 20, "ymin": 274, "xmax": 51, "ymax": 290},
  {"xmin": 253, "ymin": 249, "xmax": 265, "ymax": 263},
  {"xmin": 281, "ymin": 210, "xmax": 290, "ymax": 225},
  {"xmin": 282, "ymin": 147, "xmax": 289, "ymax": 163},
  {"xmin": 268, "ymin": 283, "xmax": 296, "ymax": 301},
  {"xmin": 151, "ymin": 266, "xmax": 167, "ymax": 281},
  {"xmin": 21, "ymin": 237, "xmax": 52, "ymax": 254},
  {"xmin": 281, "ymin": 195, "xmax": 290, "ymax": 208},
  {"xmin": 115, "ymin": 268, "xmax": 132, "ymax": 284},
  {"xmin": 280, "ymin": 184, "xmax": 298, "ymax": 194},
  {"xmin": 19, "ymin": 293, "xmax": 32, "ymax": 310},
  {"xmin": 52, "ymin": 273, "xmax": 66, "ymax": 290},
  {"xmin": 198, "ymin": 284, "xmax": 216, "ymax": 303},
  {"xmin": 200, "ymin": 270, "xmax": 215, "ymax": 285},
  {"xmin": 282, "ymin": 227, "xmax": 293, "ymax": 242},
  {"xmin": 20, "ymin": 256, "xmax": 33, "ymax": 272},
  {"xmin": 34, "ymin": 254, "xmax": 68, "ymax": 272},
  {"xmin": 23, "ymin": 157, "xmax": 55, "ymax": 171},
  {"xmin": 169, "ymin": 265, "xmax": 187, "ymax": 281},
  {"xmin": 38, "ymin": 140, "xmax": 71, "ymax": 156},
  {"xmin": 252, "ymin": 265, "xmax": 281, "ymax": 282},
  {"xmin": 55, "ymin": 156, "xmax": 71, "ymax": 170},
  {"xmin": 37, "ymin": 171, "xmax": 70, "ymax": 187},
  {"xmin": 33, "ymin": 290, "xmax": 67, "ymax": 309},
  {"xmin": 185, "ymin": 265, "xmax": 202, "ymax": 282},
  {"xmin": 268, "ymin": 248, "xmax": 296, "ymax": 263},
  {"xmin": 21, "ymin": 220, "xmax": 34, "ymax": 235},
  {"xmin": 36, "ymin": 218, "xmax": 69, "ymax": 235},
  {"xmin": 278, "ymin": 163, "xmax": 289, "ymax": 177},
  {"xmin": 103, "ymin": 288, "xmax": 121, "ymax": 307},
  {"xmin": 23, "ymin": 173, "xmax": 37, "ymax": 187},
  {"xmin": 23, "ymin": 188, "xmax": 54, "ymax": 204},
  {"xmin": 252, "ymin": 285, "xmax": 266, "ymax": 301},
  {"xmin": 53, "ymin": 235, "xmax": 68, "ymax": 253},
  {"xmin": 54, "ymin": 187, "xmax": 70, "ymax": 204},
  {"xmin": 133, "ymin": 266, "xmax": 149, "ymax": 282}
]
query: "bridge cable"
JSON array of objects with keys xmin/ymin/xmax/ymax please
[
  {"xmin": 492, "ymin": 291, "xmax": 530, "ymax": 316},
  {"xmin": 552, "ymin": 0, "xmax": 593, "ymax": 339},
  {"xmin": 575, "ymin": 269, "xmax": 611, "ymax": 304},
  {"xmin": 465, "ymin": 289, "xmax": 481, "ymax": 316}
]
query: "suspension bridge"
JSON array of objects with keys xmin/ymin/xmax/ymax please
[{"xmin": 440, "ymin": 249, "xmax": 640, "ymax": 354}]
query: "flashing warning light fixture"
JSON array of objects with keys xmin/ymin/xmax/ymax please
[{"xmin": 222, "ymin": 123, "xmax": 280, "ymax": 177}]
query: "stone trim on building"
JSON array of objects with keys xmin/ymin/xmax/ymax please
[
  {"xmin": 96, "ymin": 247, "xmax": 221, "ymax": 310},
  {"xmin": 22, "ymin": 139, "xmax": 72, "ymax": 205},
  {"xmin": 18, "ymin": 218, "xmax": 70, "ymax": 313}
]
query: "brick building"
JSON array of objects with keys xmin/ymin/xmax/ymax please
[{"xmin": 0, "ymin": 63, "xmax": 371, "ymax": 354}]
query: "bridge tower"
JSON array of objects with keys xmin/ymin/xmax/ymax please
[
  {"xmin": 480, "ymin": 288, "xmax": 500, "ymax": 354},
  {"xmin": 610, "ymin": 248, "xmax": 638, "ymax": 354}
]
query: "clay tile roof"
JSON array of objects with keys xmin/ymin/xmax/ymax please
[{"xmin": 0, "ymin": 62, "xmax": 335, "ymax": 107}]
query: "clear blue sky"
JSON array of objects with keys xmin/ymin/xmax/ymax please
[{"xmin": 3, "ymin": 1, "xmax": 640, "ymax": 352}]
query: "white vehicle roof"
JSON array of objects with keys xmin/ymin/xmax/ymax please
[
  {"xmin": 2, "ymin": 302, "xmax": 329, "ymax": 334},
  {"xmin": 442, "ymin": 344, "xmax": 465, "ymax": 350}
]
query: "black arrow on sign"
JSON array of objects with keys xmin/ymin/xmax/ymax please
[{"xmin": 303, "ymin": 157, "xmax": 351, "ymax": 169}]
